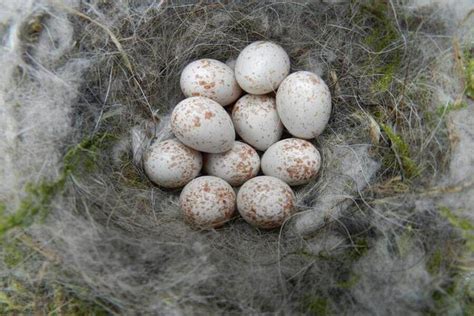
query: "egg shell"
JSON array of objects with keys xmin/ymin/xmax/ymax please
[
  {"xmin": 143, "ymin": 139, "xmax": 202, "ymax": 188},
  {"xmin": 204, "ymin": 141, "xmax": 260, "ymax": 186},
  {"xmin": 261, "ymin": 138, "xmax": 321, "ymax": 186},
  {"xmin": 235, "ymin": 41, "xmax": 290, "ymax": 94},
  {"xmin": 180, "ymin": 59, "xmax": 242, "ymax": 106},
  {"xmin": 180, "ymin": 176, "xmax": 236, "ymax": 229},
  {"xmin": 171, "ymin": 96, "xmax": 235, "ymax": 153},
  {"xmin": 237, "ymin": 176, "xmax": 296, "ymax": 229},
  {"xmin": 232, "ymin": 94, "xmax": 283, "ymax": 151},
  {"xmin": 276, "ymin": 71, "xmax": 332, "ymax": 139}
]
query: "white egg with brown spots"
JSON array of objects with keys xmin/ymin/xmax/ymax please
[
  {"xmin": 180, "ymin": 176, "xmax": 236, "ymax": 229},
  {"xmin": 232, "ymin": 94, "xmax": 283, "ymax": 151},
  {"xmin": 171, "ymin": 96, "xmax": 235, "ymax": 153},
  {"xmin": 237, "ymin": 176, "xmax": 296, "ymax": 229},
  {"xmin": 204, "ymin": 141, "xmax": 260, "ymax": 186},
  {"xmin": 276, "ymin": 71, "xmax": 332, "ymax": 139},
  {"xmin": 144, "ymin": 139, "xmax": 202, "ymax": 188},
  {"xmin": 261, "ymin": 138, "xmax": 321, "ymax": 186},
  {"xmin": 235, "ymin": 41, "xmax": 290, "ymax": 94},
  {"xmin": 180, "ymin": 59, "xmax": 242, "ymax": 106}
]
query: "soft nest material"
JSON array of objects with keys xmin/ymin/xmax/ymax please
[{"xmin": 1, "ymin": 0, "xmax": 473, "ymax": 314}]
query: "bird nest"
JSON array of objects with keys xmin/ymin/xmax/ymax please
[{"xmin": 1, "ymin": 1, "xmax": 473, "ymax": 314}]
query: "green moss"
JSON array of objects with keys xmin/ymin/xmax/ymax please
[
  {"xmin": 372, "ymin": 61, "xmax": 399, "ymax": 92},
  {"xmin": 0, "ymin": 178, "xmax": 66, "ymax": 236},
  {"xmin": 47, "ymin": 286, "xmax": 110, "ymax": 316},
  {"xmin": 380, "ymin": 123, "xmax": 419, "ymax": 179},
  {"xmin": 336, "ymin": 274, "xmax": 361, "ymax": 289},
  {"xmin": 0, "ymin": 290, "xmax": 23, "ymax": 313},
  {"xmin": 0, "ymin": 133, "xmax": 117, "ymax": 313},
  {"xmin": 0, "ymin": 133, "xmax": 115, "ymax": 237},
  {"xmin": 1, "ymin": 237, "xmax": 110, "ymax": 314},
  {"xmin": 63, "ymin": 133, "xmax": 116, "ymax": 175},
  {"xmin": 3, "ymin": 240, "xmax": 24, "ymax": 268},
  {"xmin": 439, "ymin": 206, "xmax": 474, "ymax": 253},
  {"xmin": 422, "ymin": 207, "xmax": 474, "ymax": 314},
  {"xmin": 465, "ymin": 48, "xmax": 474, "ymax": 99},
  {"xmin": 428, "ymin": 275, "xmax": 474, "ymax": 316},
  {"xmin": 0, "ymin": 277, "xmax": 109, "ymax": 315},
  {"xmin": 361, "ymin": 1, "xmax": 398, "ymax": 50},
  {"xmin": 348, "ymin": 237, "xmax": 369, "ymax": 260},
  {"xmin": 426, "ymin": 249, "xmax": 443, "ymax": 275},
  {"xmin": 304, "ymin": 296, "xmax": 329, "ymax": 316},
  {"xmin": 359, "ymin": 1, "xmax": 402, "ymax": 93},
  {"xmin": 435, "ymin": 102, "xmax": 468, "ymax": 117}
]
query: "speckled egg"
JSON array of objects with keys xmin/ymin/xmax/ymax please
[
  {"xmin": 203, "ymin": 141, "xmax": 260, "ymax": 186},
  {"xmin": 144, "ymin": 139, "xmax": 202, "ymax": 188},
  {"xmin": 235, "ymin": 41, "xmax": 290, "ymax": 94},
  {"xmin": 180, "ymin": 176, "xmax": 236, "ymax": 229},
  {"xmin": 232, "ymin": 94, "xmax": 283, "ymax": 151},
  {"xmin": 261, "ymin": 138, "xmax": 321, "ymax": 186},
  {"xmin": 180, "ymin": 59, "xmax": 242, "ymax": 106},
  {"xmin": 171, "ymin": 96, "xmax": 235, "ymax": 153},
  {"xmin": 237, "ymin": 176, "xmax": 296, "ymax": 229},
  {"xmin": 276, "ymin": 71, "xmax": 332, "ymax": 139}
]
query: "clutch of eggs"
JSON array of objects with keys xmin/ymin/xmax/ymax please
[{"xmin": 141, "ymin": 40, "xmax": 332, "ymax": 229}]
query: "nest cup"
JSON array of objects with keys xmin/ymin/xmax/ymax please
[{"xmin": 1, "ymin": 1, "xmax": 473, "ymax": 315}]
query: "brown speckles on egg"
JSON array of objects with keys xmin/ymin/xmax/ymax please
[
  {"xmin": 203, "ymin": 141, "xmax": 260, "ymax": 186},
  {"xmin": 276, "ymin": 71, "xmax": 332, "ymax": 139},
  {"xmin": 237, "ymin": 176, "xmax": 296, "ymax": 229},
  {"xmin": 192, "ymin": 116, "xmax": 201, "ymax": 127},
  {"xmin": 143, "ymin": 139, "xmax": 202, "ymax": 188},
  {"xmin": 204, "ymin": 111, "xmax": 215, "ymax": 119},
  {"xmin": 201, "ymin": 59, "xmax": 211, "ymax": 67},
  {"xmin": 180, "ymin": 176, "xmax": 236, "ymax": 229},
  {"xmin": 180, "ymin": 59, "xmax": 242, "ymax": 106},
  {"xmin": 171, "ymin": 97, "xmax": 235, "ymax": 153},
  {"xmin": 261, "ymin": 138, "xmax": 321, "ymax": 186},
  {"xmin": 232, "ymin": 94, "xmax": 283, "ymax": 151},
  {"xmin": 235, "ymin": 41, "xmax": 290, "ymax": 95}
]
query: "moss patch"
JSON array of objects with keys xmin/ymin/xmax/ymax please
[
  {"xmin": 465, "ymin": 48, "xmax": 474, "ymax": 99},
  {"xmin": 0, "ymin": 178, "xmax": 66, "ymax": 236},
  {"xmin": 336, "ymin": 274, "xmax": 361, "ymax": 290},
  {"xmin": 0, "ymin": 133, "xmax": 116, "ymax": 237},
  {"xmin": 439, "ymin": 206, "xmax": 474, "ymax": 253},
  {"xmin": 0, "ymin": 234, "xmax": 110, "ymax": 315},
  {"xmin": 423, "ymin": 206, "xmax": 474, "ymax": 315},
  {"xmin": 360, "ymin": 1, "xmax": 402, "ymax": 93},
  {"xmin": 304, "ymin": 296, "xmax": 329, "ymax": 316},
  {"xmin": 426, "ymin": 249, "xmax": 444, "ymax": 275},
  {"xmin": 380, "ymin": 123, "xmax": 420, "ymax": 179},
  {"xmin": 435, "ymin": 101, "xmax": 468, "ymax": 117}
]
